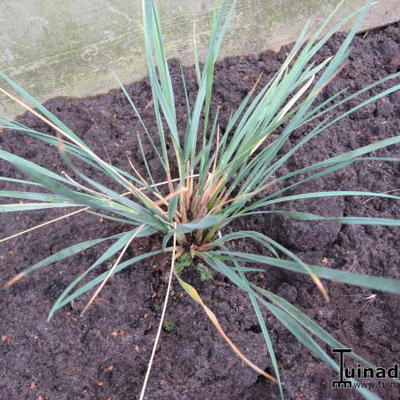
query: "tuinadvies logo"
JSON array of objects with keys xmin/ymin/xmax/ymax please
[{"xmin": 332, "ymin": 348, "xmax": 399, "ymax": 389}]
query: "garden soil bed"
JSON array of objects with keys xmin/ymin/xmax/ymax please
[{"xmin": 1, "ymin": 21, "xmax": 400, "ymax": 400}]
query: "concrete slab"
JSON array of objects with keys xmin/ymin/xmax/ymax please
[{"xmin": 1, "ymin": 0, "xmax": 399, "ymax": 118}]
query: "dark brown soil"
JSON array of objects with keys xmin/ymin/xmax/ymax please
[{"xmin": 1, "ymin": 21, "xmax": 400, "ymax": 400}]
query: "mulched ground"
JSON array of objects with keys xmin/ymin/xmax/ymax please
[{"xmin": 1, "ymin": 20, "xmax": 400, "ymax": 400}]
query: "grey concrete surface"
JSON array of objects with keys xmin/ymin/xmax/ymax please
[{"xmin": 0, "ymin": 0, "xmax": 399, "ymax": 118}]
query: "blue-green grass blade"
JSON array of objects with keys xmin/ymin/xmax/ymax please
[
  {"xmin": 192, "ymin": 19, "xmax": 201, "ymax": 85},
  {"xmin": 86, "ymin": 210, "xmax": 140, "ymax": 226},
  {"xmin": 0, "ymin": 148, "xmax": 72, "ymax": 185},
  {"xmin": 0, "ymin": 202, "xmax": 80, "ymax": 212},
  {"xmin": 232, "ymin": 266, "xmax": 265, "ymax": 273},
  {"xmin": 216, "ymin": 251, "xmax": 400, "ymax": 295},
  {"xmin": 9, "ymin": 157, "xmax": 142, "ymax": 222},
  {"xmin": 219, "ymin": 82, "xmax": 272, "ymax": 167},
  {"xmin": 9, "ymin": 234, "xmax": 122, "ymax": 282},
  {"xmin": 4, "ymin": 122, "xmax": 148, "ymax": 188},
  {"xmin": 0, "ymin": 72, "xmax": 86, "ymax": 148},
  {"xmin": 264, "ymin": 79, "xmax": 400, "ymax": 187},
  {"xmin": 168, "ymin": 193, "xmax": 179, "ymax": 221},
  {"xmin": 56, "ymin": 150, "xmax": 167, "ymax": 229},
  {"xmin": 307, "ymin": 1, "xmax": 371, "ymax": 97},
  {"xmin": 198, "ymin": 104, "xmax": 220, "ymax": 180},
  {"xmin": 0, "ymin": 121, "xmax": 104, "ymax": 173},
  {"xmin": 261, "ymin": 301, "xmax": 381, "ymax": 400},
  {"xmin": 252, "ymin": 285, "xmax": 389, "ymax": 372},
  {"xmin": 6, "ymin": 81, "xmax": 157, "ymax": 195},
  {"xmin": 203, "ymin": 252, "xmax": 382, "ymax": 399},
  {"xmin": 220, "ymin": 17, "xmax": 310, "ymax": 160},
  {"xmin": 246, "ymin": 190, "xmax": 400, "ymax": 212},
  {"xmin": 216, "ymin": 231, "xmax": 280, "ymax": 259},
  {"xmin": 302, "ymin": 1, "xmax": 366, "ymax": 63},
  {"xmin": 198, "ymin": 106, "xmax": 221, "ymax": 186},
  {"xmin": 59, "ymin": 153, "xmax": 150, "ymax": 216},
  {"xmin": 184, "ymin": 0, "xmax": 237, "ymax": 162},
  {"xmin": 270, "ymin": 211, "xmax": 400, "ymax": 227},
  {"xmin": 173, "ymin": 215, "xmax": 222, "ymax": 234},
  {"xmin": 111, "ymin": 72, "xmax": 165, "ymax": 172},
  {"xmin": 230, "ymin": 257, "xmax": 284, "ymax": 398},
  {"xmin": 151, "ymin": 1, "xmax": 176, "ymax": 122},
  {"xmin": 230, "ymin": 1, "xmax": 373, "ymax": 189},
  {"xmin": 49, "ymin": 226, "xmax": 155, "ymax": 318},
  {"xmin": 179, "ymin": 63, "xmax": 192, "ymax": 123},
  {"xmin": 303, "ymin": 71, "xmax": 400, "ymax": 126},
  {"xmin": 261, "ymin": 157, "xmax": 400, "ymax": 208},
  {"xmin": 250, "ymin": 296, "xmax": 283, "ymax": 398},
  {"xmin": 0, "ymin": 80, "xmax": 134, "ymax": 191},
  {"xmin": 1, "ymin": 124, "xmax": 142, "ymax": 194},
  {"xmin": 206, "ymin": 252, "xmax": 284, "ymax": 396},
  {"xmin": 148, "ymin": 70, "xmax": 183, "ymax": 171},
  {"xmin": 221, "ymin": 134, "xmax": 282, "ymax": 202},
  {"xmin": 143, "ymin": 0, "xmax": 182, "ymax": 172},
  {"xmin": 253, "ymin": 118, "xmax": 329, "ymax": 188},
  {"xmin": 52, "ymin": 248, "xmax": 164, "ymax": 313},
  {"xmin": 218, "ymin": 231, "xmax": 328, "ymax": 301},
  {"xmin": 0, "ymin": 191, "xmax": 70, "ymax": 203},
  {"xmin": 74, "ymin": 173, "xmax": 156, "ymax": 222},
  {"xmin": 0, "ymin": 78, "xmax": 145, "ymax": 192},
  {"xmin": 255, "ymin": 80, "xmax": 400, "ymax": 193},
  {"xmin": 0, "ymin": 177, "xmax": 42, "ymax": 187},
  {"xmin": 135, "ymin": 130, "xmax": 161, "ymax": 195}
]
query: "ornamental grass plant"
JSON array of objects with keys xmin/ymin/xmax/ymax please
[{"xmin": 1, "ymin": 0, "xmax": 400, "ymax": 398}]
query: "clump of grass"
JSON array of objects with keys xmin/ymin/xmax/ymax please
[{"xmin": 1, "ymin": 0, "xmax": 400, "ymax": 398}]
